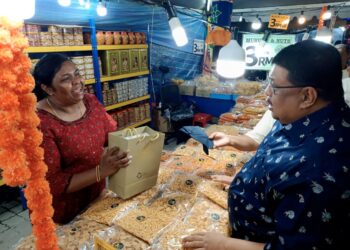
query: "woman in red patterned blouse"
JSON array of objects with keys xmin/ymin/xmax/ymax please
[{"xmin": 33, "ymin": 53, "xmax": 131, "ymax": 224}]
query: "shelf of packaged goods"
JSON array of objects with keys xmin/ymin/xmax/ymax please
[
  {"xmin": 25, "ymin": 44, "xmax": 148, "ymax": 53},
  {"xmin": 126, "ymin": 118, "xmax": 152, "ymax": 129},
  {"xmin": 100, "ymin": 71, "xmax": 149, "ymax": 82},
  {"xmin": 85, "ymin": 79, "xmax": 95, "ymax": 85},
  {"xmin": 105, "ymin": 95, "xmax": 150, "ymax": 111},
  {"xmin": 0, "ymin": 178, "xmax": 4, "ymax": 187},
  {"xmin": 97, "ymin": 44, "xmax": 148, "ymax": 50},
  {"xmin": 25, "ymin": 45, "xmax": 93, "ymax": 53}
]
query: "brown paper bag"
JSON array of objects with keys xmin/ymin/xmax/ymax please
[{"xmin": 108, "ymin": 126, "xmax": 165, "ymax": 199}]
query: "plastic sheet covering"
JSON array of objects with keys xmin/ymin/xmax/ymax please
[
  {"xmin": 14, "ymin": 219, "xmax": 108, "ymax": 250},
  {"xmin": 152, "ymin": 198, "xmax": 229, "ymax": 250},
  {"xmin": 94, "ymin": 225, "xmax": 150, "ymax": 249},
  {"xmin": 115, "ymin": 191, "xmax": 195, "ymax": 243}
]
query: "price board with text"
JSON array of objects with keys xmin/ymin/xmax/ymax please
[
  {"xmin": 193, "ymin": 39, "xmax": 205, "ymax": 55},
  {"xmin": 268, "ymin": 14, "xmax": 290, "ymax": 30},
  {"xmin": 242, "ymin": 34, "xmax": 296, "ymax": 70}
]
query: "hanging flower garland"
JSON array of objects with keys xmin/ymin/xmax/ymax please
[{"xmin": 0, "ymin": 17, "xmax": 58, "ymax": 250}]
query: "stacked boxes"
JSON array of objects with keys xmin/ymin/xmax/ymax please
[
  {"xmin": 25, "ymin": 24, "xmax": 41, "ymax": 46},
  {"xmin": 109, "ymin": 103, "xmax": 151, "ymax": 129},
  {"xmin": 48, "ymin": 25, "xmax": 64, "ymax": 46},
  {"xmin": 23, "ymin": 24, "xmax": 84, "ymax": 47},
  {"xmin": 85, "ymin": 31, "xmax": 147, "ymax": 45},
  {"xmin": 84, "ymin": 85, "xmax": 95, "ymax": 94},
  {"xmin": 39, "ymin": 32, "xmax": 52, "ymax": 46},
  {"xmin": 101, "ymin": 50, "xmax": 120, "ymax": 76},
  {"xmin": 101, "ymin": 77, "xmax": 148, "ymax": 106},
  {"xmin": 139, "ymin": 48, "xmax": 148, "ymax": 71},
  {"xmin": 73, "ymin": 27, "xmax": 84, "ymax": 46},
  {"xmin": 62, "ymin": 27, "xmax": 75, "ymax": 46},
  {"xmin": 129, "ymin": 49, "xmax": 140, "ymax": 73},
  {"xmin": 101, "ymin": 49, "xmax": 148, "ymax": 76},
  {"xmin": 119, "ymin": 50, "xmax": 130, "ymax": 74},
  {"xmin": 71, "ymin": 56, "xmax": 101, "ymax": 80}
]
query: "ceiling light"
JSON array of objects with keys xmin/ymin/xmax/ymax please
[
  {"xmin": 96, "ymin": 1, "xmax": 107, "ymax": 17},
  {"xmin": 79, "ymin": 0, "xmax": 85, "ymax": 6},
  {"xmin": 314, "ymin": 26, "xmax": 332, "ymax": 44},
  {"xmin": 85, "ymin": 0, "xmax": 91, "ymax": 9},
  {"xmin": 322, "ymin": 6, "xmax": 332, "ymax": 20},
  {"xmin": 217, "ymin": 40, "xmax": 246, "ymax": 79},
  {"xmin": 0, "ymin": 0, "xmax": 35, "ymax": 20},
  {"xmin": 57, "ymin": 0, "xmax": 71, "ymax": 7},
  {"xmin": 168, "ymin": 17, "xmax": 188, "ymax": 47},
  {"xmin": 163, "ymin": 0, "xmax": 188, "ymax": 47},
  {"xmin": 298, "ymin": 11, "xmax": 306, "ymax": 25},
  {"xmin": 252, "ymin": 16, "xmax": 262, "ymax": 30},
  {"xmin": 206, "ymin": 0, "xmax": 212, "ymax": 12}
]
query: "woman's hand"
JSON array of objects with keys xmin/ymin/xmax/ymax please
[
  {"xmin": 182, "ymin": 232, "xmax": 227, "ymax": 250},
  {"xmin": 211, "ymin": 174, "xmax": 234, "ymax": 185},
  {"xmin": 100, "ymin": 146, "xmax": 131, "ymax": 178},
  {"xmin": 209, "ymin": 132, "xmax": 231, "ymax": 148}
]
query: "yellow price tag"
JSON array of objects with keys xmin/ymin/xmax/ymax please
[{"xmin": 268, "ymin": 14, "xmax": 290, "ymax": 30}]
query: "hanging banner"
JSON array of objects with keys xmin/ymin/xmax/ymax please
[
  {"xmin": 211, "ymin": 0, "xmax": 233, "ymax": 27},
  {"xmin": 242, "ymin": 34, "xmax": 296, "ymax": 70},
  {"xmin": 268, "ymin": 14, "xmax": 291, "ymax": 30}
]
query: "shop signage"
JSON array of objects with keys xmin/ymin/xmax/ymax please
[
  {"xmin": 193, "ymin": 39, "xmax": 205, "ymax": 55},
  {"xmin": 268, "ymin": 14, "xmax": 290, "ymax": 30},
  {"xmin": 242, "ymin": 34, "xmax": 296, "ymax": 70}
]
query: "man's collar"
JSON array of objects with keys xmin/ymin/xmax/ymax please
[{"xmin": 273, "ymin": 103, "xmax": 344, "ymax": 145}]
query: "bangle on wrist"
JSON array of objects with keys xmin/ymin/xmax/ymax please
[{"xmin": 96, "ymin": 165, "xmax": 101, "ymax": 182}]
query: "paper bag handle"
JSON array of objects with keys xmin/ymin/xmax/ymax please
[
  {"xmin": 124, "ymin": 128, "xmax": 138, "ymax": 137},
  {"xmin": 150, "ymin": 133, "xmax": 160, "ymax": 141},
  {"xmin": 137, "ymin": 134, "xmax": 147, "ymax": 143},
  {"xmin": 136, "ymin": 132, "xmax": 159, "ymax": 143}
]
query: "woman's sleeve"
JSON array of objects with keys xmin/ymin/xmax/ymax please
[{"xmin": 41, "ymin": 126, "xmax": 72, "ymax": 196}]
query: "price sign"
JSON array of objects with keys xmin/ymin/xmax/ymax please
[
  {"xmin": 242, "ymin": 34, "xmax": 296, "ymax": 70},
  {"xmin": 193, "ymin": 39, "xmax": 204, "ymax": 55},
  {"xmin": 268, "ymin": 14, "xmax": 290, "ymax": 30}
]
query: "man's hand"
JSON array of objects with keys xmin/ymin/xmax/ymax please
[
  {"xmin": 209, "ymin": 132, "xmax": 231, "ymax": 148},
  {"xmin": 182, "ymin": 232, "xmax": 227, "ymax": 250}
]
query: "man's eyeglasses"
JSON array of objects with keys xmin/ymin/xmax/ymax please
[{"xmin": 266, "ymin": 78, "xmax": 313, "ymax": 95}]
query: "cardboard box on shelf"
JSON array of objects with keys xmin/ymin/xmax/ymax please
[
  {"xmin": 129, "ymin": 49, "xmax": 140, "ymax": 73},
  {"xmin": 119, "ymin": 50, "xmax": 130, "ymax": 74},
  {"xmin": 101, "ymin": 50, "xmax": 120, "ymax": 76},
  {"xmin": 139, "ymin": 48, "xmax": 148, "ymax": 71}
]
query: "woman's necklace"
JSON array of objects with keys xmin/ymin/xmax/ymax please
[{"xmin": 46, "ymin": 98, "xmax": 83, "ymax": 120}]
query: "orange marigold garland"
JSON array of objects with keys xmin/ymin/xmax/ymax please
[{"xmin": 0, "ymin": 17, "xmax": 58, "ymax": 249}]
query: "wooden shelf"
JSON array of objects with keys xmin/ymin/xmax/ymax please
[
  {"xmin": 26, "ymin": 45, "xmax": 92, "ymax": 53},
  {"xmin": 126, "ymin": 118, "xmax": 152, "ymax": 129},
  {"xmin": 85, "ymin": 79, "xmax": 95, "ymax": 85},
  {"xmin": 101, "ymin": 71, "xmax": 149, "ymax": 82},
  {"xmin": 105, "ymin": 95, "xmax": 150, "ymax": 111},
  {"xmin": 98, "ymin": 44, "xmax": 148, "ymax": 50}
]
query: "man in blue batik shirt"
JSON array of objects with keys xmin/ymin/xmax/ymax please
[{"xmin": 183, "ymin": 40, "xmax": 350, "ymax": 249}]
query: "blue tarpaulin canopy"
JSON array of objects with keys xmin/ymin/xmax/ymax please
[{"xmin": 28, "ymin": 0, "xmax": 207, "ymax": 103}]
